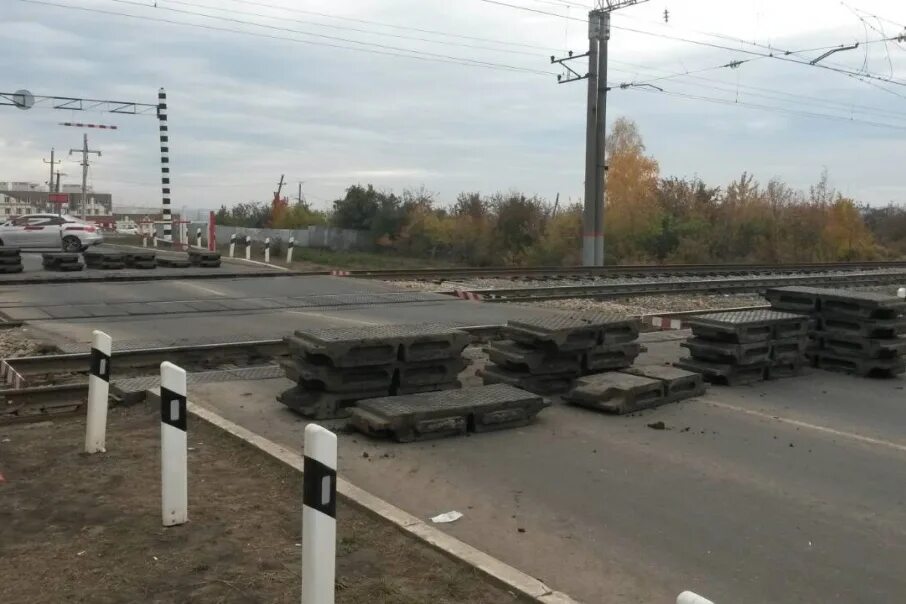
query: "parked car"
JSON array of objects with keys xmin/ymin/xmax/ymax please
[
  {"xmin": 115, "ymin": 226, "xmax": 139, "ymax": 235},
  {"xmin": 0, "ymin": 214, "xmax": 104, "ymax": 251}
]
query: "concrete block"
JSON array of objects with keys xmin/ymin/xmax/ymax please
[
  {"xmin": 770, "ymin": 338, "xmax": 808, "ymax": 363},
  {"xmin": 505, "ymin": 312, "xmax": 639, "ymax": 351},
  {"xmin": 765, "ymin": 286, "xmax": 824, "ymax": 313},
  {"xmin": 0, "ymin": 255, "xmax": 22, "ymax": 265},
  {"xmin": 42, "ymin": 253, "xmax": 83, "ymax": 271},
  {"xmin": 279, "ymin": 358, "xmax": 394, "ymax": 392},
  {"xmin": 686, "ymin": 309, "xmax": 807, "ymax": 343},
  {"xmin": 674, "ymin": 357, "xmax": 767, "ymax": 386},
  {"xmin": 766, "ymin": 360, "xmax": 806, "ymax": 379},
  {"xmin": 83, "ymin": 250, "xmax": 126, "ymax": 270},
  {"xmin": 0, "ymin": 265, "xmax": 23, "ymax": 274},
  {"xmin": 480, "ymin": 364, "xmax": 576, "ymax": 395},
  {"xmin": 350, "ymin": 384, "xmax": 548, "ymax": 442},
  {"xmin": 819, "ymin": 334, "xmax": 906, "ymax": 359},
  {"xmin": 188, "ymin": 250, "xmax": 221, "ymax": 264},
  {"xmin": 488, "ymin": 340, "xmax": 582, "ymax": 374},
  {"xmin": 565, "ymin": 372, "xmax": 666, "ymax": 414},
  {"xmin": 818, "ymin": 289, "xmax": 906, "ymax": 320},
  {"xmin": 681, "ymin": 337, "xmax": 771, "ymax": 365},
  {"xmin": 0, "ymin": 247, "xmax": 21, "ymax": 257},
  {"xmin": 398, "ymin": 358, "xmax": 467, "ymax": 387},
  {"xmin": 583, "ymin": 342, "xmax": 642, "ymax": 372},
  {"xmin": 622, "ymin": 364, "xmax": 707, "ymax": 402},
  {"xmin": 277, "ymin": 385, "xmax": 389, "ymax": 419},
  {"xmin": 396, "ymin": 381, "xmax": 462, "ymax": 395},
  {"xmin": 819, "ymin": 313, "xmax": 906, "ymax": 339},
  {"xmin": 287, "ymin": 323, "xmax": 468, "ymax": 368},
  {"xmin": 815, "ymin": 352, "xmax": 906, "ymax": 378},
  {"xmin": 156, "ymin": 256, "xmax": 191, "ymax": 268}
]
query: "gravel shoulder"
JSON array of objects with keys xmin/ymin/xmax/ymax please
[{"xmin": 0, "ymin": 404, "xmax": 524, "ymax": 604}]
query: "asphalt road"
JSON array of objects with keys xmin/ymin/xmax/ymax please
[{"xmin": 189, "ymin": 337, "xmax": 906, "ymax": 604}]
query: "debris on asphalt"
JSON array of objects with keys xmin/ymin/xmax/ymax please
[
  {"xmin": 430, "ymin": 511, "xmax": 463, "ymax": 524},
  {"xmin": 647, "ymin": 421, "xmax": 666, "ymax": 430}
]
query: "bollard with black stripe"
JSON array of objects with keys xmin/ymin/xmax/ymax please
[
  {"xmin": 302, "ymin": 423, "xmax": 337, "ymax": 604},
  {"xmin": 85, "ymin": 330, "xmax": 112, "ymax": 454},
  {"xmin": 160, "ymin": 361, "xmax": 188, "ymax": 527},
  {"xmin": 245, "ymin": 235, "xmax": 252, "ymax": 261},
  {"xmin": 287, "ymin": 236, "xmax": 295, "ymax": 264},
  {"xmin": 195, "ymin": 227, "xmax": 202, "ymax": 248},
  {"xmin": 264, "ymin": 237, "xmax": 271, "ymax": 264},
  {"xmin": 229, "ymin": 233, "xmax": 236, "ymax": 258}
]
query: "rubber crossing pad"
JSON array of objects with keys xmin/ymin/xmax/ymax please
[
  {"xmin": 488, "ymin": 340, "xmax": 582, "ymax": 374},
  {"xmin": 686, "ymin": 309, "xmax": 808, "ymax": 343},
  {"xmin": 83, "ymin": 250, "xmax": 126, "ymax": 270},
  {"xmin": 278, "ymin": 385, "xmax": 390, "ymax": 419},
  {"xmin": 42, "ymin": 252, "xmax": 83, "ymax": 271},
  {"xmin": 583, "ymin": 342, "xmax": 642, "ymax": 372},
  {"xmin": 479, "ymin": 364, "xmax": 576, "ymax": 395},
  {"xmin": 819, "ymin": 334, "xmax": 906, "ymax": 359},
  {"xmin": 674, "ymin": 357, "xmax": 768, "ymax": 386},
  {"xmin": 156, "ymin": 256, "xmax": 191, "ymax": 268},
  {"xmin": 814, "ymin": 352, "xmax": 905, "ymax": 378},
  {"xmin": 681, "ymin": 338, "xmax": 771, "ymax": 365},
  {"xmin": 564, "ymin": 372, "xmax": 666, "ymax": 415},
  {"xmin": 349, "ymin": 383, "xmax": 549, "ymax": 442},
  {"xmin": 506, "ymin": 312, "xmax": 639, "ymax": 351},
  {"xmin": 0, "ymin": 247, "xmax": 22, "ymax": 257},
  {"xmin": 124, "ymin": 251, "xmax": 157, "ymax": 269},
  {"xmin": 819, "ymin": 314, "xmax": 906, "ymax": 339}
]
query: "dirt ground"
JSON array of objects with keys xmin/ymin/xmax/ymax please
[{"xmin": 0, "ymin": 405, "xmax": 524, "ymax": 604}]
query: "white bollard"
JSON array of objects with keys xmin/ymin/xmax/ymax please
[
  {"xmin": 677, "ymin": 591, "xmax": 715, "ymax": 604},
  {"xmin": 898, "ymin": 287, "xmax": 905, "ymax": 299},
  {"xmin": 264, "ymin": 237, "xmax": 271, "ymax": 264},
  {"xmin": 245, "ymin": 236, "xmax": 252, "ymax": 261},
  {"xmin": 142, "ymin": 236, "xmax": 148, "ymax": 248},
  {"xmin": 229, "ymin": 234, "xmax": 236, "ymax": 258},
  {"xmin": 287, "ymin": 237, "xmax": 295, "ymax": 264},
  {"xmin": 160, "ymin": 361, "xmax": 188, "ymax": 527},
  {"xmin": 85, "ymin": 330, "xmax": 112, "ymax": 454},
  {"xmin": 152, "ymin": 234, "xmax": 158, "ymax": 248},
  {"xmin": 196, "ymin": 227, "xmax": 202, "ymax": 248},
  {"xmin": 302, "ymin": 424, "xmax": 337, "ymax": 604}
]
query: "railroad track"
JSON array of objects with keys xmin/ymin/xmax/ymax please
[{"xmin": 452, "ymin": 271, "xmax": 906, "ymax": 302}]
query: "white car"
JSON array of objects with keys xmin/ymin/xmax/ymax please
[{"xmin": 0, "ymin": 214, "xmax": 105, "ymax": 252}]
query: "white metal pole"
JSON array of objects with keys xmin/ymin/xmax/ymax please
[
  {"xmin": 302, "ymin": 424, "xmax": 337, "ymax": 604},
  {"xmin": 160, "ymin": 361, "xmax": 188, "ymax": 527},
  {"xmin": 245, "ymin": 236, "xmax": 252, "ymax": 261},
  {"xmin": 677, "ymin": 591, "xmax": 715, "ymax": 604},
  {"xmin": 287, "ymin": 237, "xmax": 295, "ymax": 264},
  {"xmin": 229, "ymin": 234, "xmax": 236, "ymax": 258},
  {"xmin": 85, "ymin": 330, "xmax": 112, "ymax": 454},
  {"xmin": 264, "ymin": 237, "xmax": 271, "ymax": 264}
]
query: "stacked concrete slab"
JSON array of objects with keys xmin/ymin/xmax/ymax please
[
  {"xmin": 675, "ymin": 309, "xmax": 809, "ymax": 385},
  {"xmin": 83, "ymin": 249, "xmax": 126, "ymax": 270},
  {"xmin": 188, "ymin": 249, "xmax": 221, "ymax": 268},
  {"xmin": 564, "ymin": 365, "xmax": 706, "ymax": 415},
  {"xmin": 156, "ymin": 254, "xmax": 191, "ymax": 268},
  {"xmin": 350, "ymin": 383, "xmax": 549, "ymax": 442},
  {"xmin": 0, "ymin": 247, "xmax": 23, "ymax": 274},
  {"xmin": 124, "ymin": 251, "xmax": 157, "ymax": 269},
  {"xmin": 278, "ymin": 323, "xmax": 469, "ymax": 419},
  {"xmin": 42, "ymin": 252, "xmax": 83, "ymax": 271},
  {"xmin": 480, "ymin": 312, "xmax": 641, "ymax": 395},
  {"xmin": 766, "ymin": 286, "xmax": 906, "ymax": 377}
]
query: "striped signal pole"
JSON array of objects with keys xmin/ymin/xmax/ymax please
[
  {"xmin": 85, "ymin": 330, "xmax": 112, "ymax": 454},
  {"xmin": 160, "ymin": 361, "xmax": 188, "ymax": 527},
  {"xmin": 302, "ymin": 424, "xmax": 337, "ymax": 604},
  {"xmin": 157, "ymin": 88, "xmax": 172, "ymax": 242}
]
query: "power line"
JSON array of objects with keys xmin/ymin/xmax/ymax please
[{"xmin": 18, "ymin": 0, "xmax": 555, "ymax": 76}]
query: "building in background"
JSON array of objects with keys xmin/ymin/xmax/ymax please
[{"xmin": 0, "ymin": 181, "xmax": 113, "ymax": 219}]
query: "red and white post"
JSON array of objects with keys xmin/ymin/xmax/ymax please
[
  {"xmin": 85, "ymin": 330, "xmax": 112, "ymax": 454},
  {"xmin": 302, "ymin": 424, "xmax": 337, "ymax": 604},
  {"xmin": 160, "ymin": 361, "xmax": 188, "ymax": 527}
]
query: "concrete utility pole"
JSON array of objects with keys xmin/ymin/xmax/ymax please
[
  {"xmin": 551, "ymin": 0, "xmax": 649, "ymax": 266},
  {"xmin": 43, "ymin": 148, "xmax": 61, "ymax": 193},
  {"xmin": 70, "ymin": 134, "xmax": 101, "ymax": 220}
]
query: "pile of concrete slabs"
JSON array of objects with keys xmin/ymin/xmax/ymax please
[
  {"xmin": 42, "ymin": 252, "xmax": 83, "ymax": 271},
  {"xmin": 564, "ymin": 365, "xmax": 706, "ymax": 414},
  {"xmin": 83, "ymin": 249, "xmax": 126, "ymax": 270},
  {"xmin": 188, "ymin": 249, "xmax": 221, "ymax": 268},
  {"xmin": 675, "ymin": 309, "xmax": 809, "ymax": 385},
  {"xmin": 350, "ymin": 383, "xmax": 549, "ymax": 442},
  {"xmin": 480, "ymin": 312, "xmax": 641, "ymax": 395},
  {"xmin": 278, "ymin": 323, "xmax": 470, "ymax": 419},
  {"xmin": 767, "ymin": 286, "xmax": 906, "ymax": 377},
  {"xmin": 0, "ymin": 247, "xmax": 23, "ymax": 274},
  {"xmin": 124, "ymin": 251, "xmax": 157, "ymax": 269}
]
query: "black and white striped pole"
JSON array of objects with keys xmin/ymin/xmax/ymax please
[
  {"xmin": 195, "ymin": 227, "xmax": 202, "ymax": 248},
  {"xmin": 302, "ymin": 424, "xmax": 337, "ymax": 604},
  {"xmin": 85, "ymin": 330, "xmax": 112, "ymax": 454},
  {"xmin": 245, "ymin": 235, "xmax": 252, "ymax": 261},
  {"xmin": 229, "ymin": 233, "xmax": 236, "ymax": 258},
  {"xmin": 264, "ymin": 237, "xmax": 271, "ymax": 264},
  {"xmin": 287, "ymin": 236, "xmax": 295, "ymax": 264},
  {"xmin": 160, "ymin": 361, "xmax": 188, "ymax": 527},
  {"xmin": 157, "ymin": 88, "xmax": 172, "ymax": 242}
]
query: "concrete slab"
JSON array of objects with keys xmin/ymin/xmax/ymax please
[
  {"xmin": 820, "ymin": 313, "xmax": 906, "ymax": 339},
  {"xmin": 815, "ymin": 352, "xmax": 906, "ymax": 377},
  {"xmin": 565, "ymin": 372, "xmax": 666, "ymax": 414},
  {"xmin": 487, "ymin": 340, "xmax": 583, "ymax": 374},
  {"xmin": 819, "ymin": 289, "xmax": 906, "ymax": 320},
  {"xmin": 277, "ymin": 384, "xmax": 389, "ymax": 419},
  {"xmin": 280, "ymin": 358, "xmax": 395, "ymax": 392},
  {"xmin": 681, "ymin": 337, "xmax": 772, "ymax": 364},
  {"xmin": 687, "ymin": 309, "xmax": 808, "ymax": 342},
  {"xmin": 506, "ymin": 312, "xmax": 638, "ymax": 351},
  {"xmin": 398, "ymin": 358, "xmax": 467, "ymax": 387},
  {"xmin": 820, "ymin": 334, "xmax": 906, "ymax": 359},
  {"xmin": 674, "ymin": 357, "xmax": 768, "ymax": 386},
  {"xmin": 351, "ymin": 384, "xmax": 548, "ymax": 442},
  {"xmin": 770, "ymin": 337, "xmax": 808, "ymax": 362},
  {"xmin": 622, "ymin": 364, "xmax": 707, "ymax": 403},
  {"xmin": 480, "ymin": 364, "xmax": 576, "ymax": 395},
  {"xmin": 765, "ymin": 285, "xmax": 824, "ymax": 313},
  {"xmin": 583, "ymin": 342, "xmax": 642, "ymax": 372}
]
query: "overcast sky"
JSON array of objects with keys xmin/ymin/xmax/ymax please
[{"xmin": 2, "ymin": 0, "xmax": 905, "ymax": 212}]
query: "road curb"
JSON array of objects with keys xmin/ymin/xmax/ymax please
[{"xmin": 188, "ymin": 401, "xmax": 582, "ymax": 604}]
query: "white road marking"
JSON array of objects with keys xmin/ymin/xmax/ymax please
[
  {"xmin": 705, "ymin": 400, "xmax": 906, "ymax": 454},
  {"xmin": 174, "ymin": 281, "xmax": 228, "ymax": 297},
  {"xmin": 285, "ymin": 310, "xmax": 380, "ymax": 325}
]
